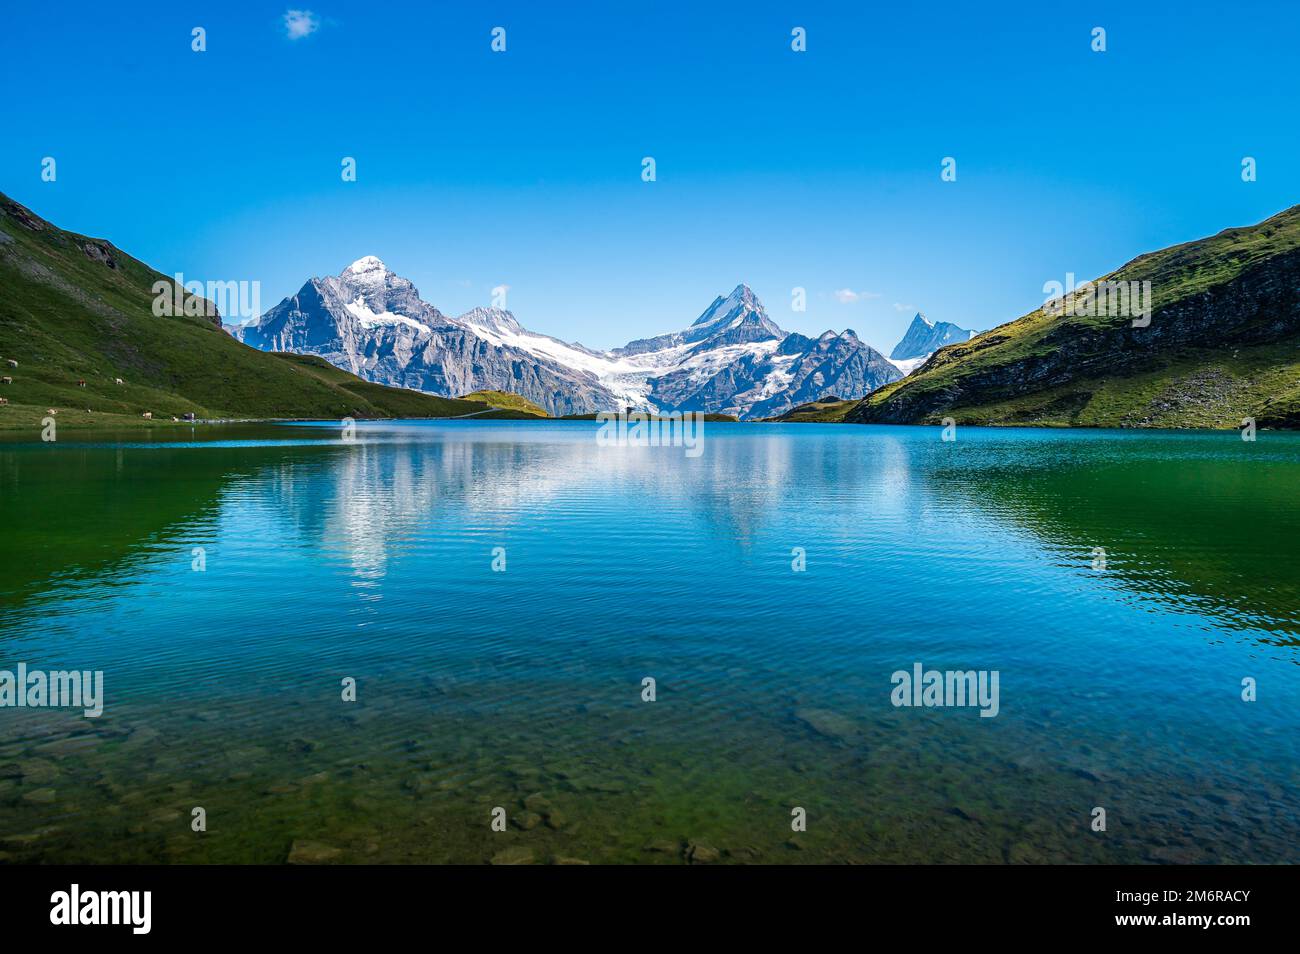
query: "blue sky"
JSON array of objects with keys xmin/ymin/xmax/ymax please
[{"xmin": 3, "ymin": 1, "xmax": 1298, "ymax": 351}]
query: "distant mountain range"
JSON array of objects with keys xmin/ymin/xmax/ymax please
[
  {"xmin": 10, "ymin": 187, "xmax": 1294, "ymax": 432},
  {"xmin": 235, "ymin": 261, "xmax": 906, "ymax": 420},
  {"xmin": 888, "ymin": 313, "xmax": 976, "ymax": 373}
]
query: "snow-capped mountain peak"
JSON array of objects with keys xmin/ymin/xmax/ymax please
[
  {"xmin": 345, "ymin": 255, "xmax": 388, "ymax": 275},
  {"xmin": 691, "ymin": 283, "xmax": 759, "ymax": 327},
  {"xmin": 240, "ymin": 268, "xmax": 904, "ymax": 419},
  {"xmin": 886, "ymin": 311, "xmax": 978, "ymax": 373}
]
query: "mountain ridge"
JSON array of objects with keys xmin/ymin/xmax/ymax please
[
  {"xmin": 889, "ymin": 312, "xmax": 977, "ymax": 365},
  {"xmin": 0, "ymin": 194, "xmax": 500, "ymax": 426},
  {"xmin": 849, "ymin": 204, "xmax": 1300, "ymax": 429},
  {"xmin": 239, "ymin": 267, "xmax": 902, "ymax": 419}
]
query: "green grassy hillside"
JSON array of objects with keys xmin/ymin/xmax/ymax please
[
  {"xmin": 459, "ymin": 389, "xmax": 550, "ymax": 417},
  {"xmin": 0, "ymin": 192, "xmax": 491, "ymax": 428},
  {"xmin": 850, "ymin": 204, "xmax": 1300, "ymax": 429},
  {"xmin": 768, "ymin": 397, "xmax": 857, "ymax": 423}
]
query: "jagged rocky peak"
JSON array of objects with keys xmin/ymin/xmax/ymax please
[
  {"xmin": 890, "ymin": 312, "xmax": 976, "ymax": 361},
  {"xmin": 777, "ymin": 332, "xmax": 814, "ymax": 355},
  {"xmin": 685, "ymin": 282, "xmax": 785, "ymax": 347},
  {"xmin": 692, "ymin": 283, "xmax": 760, "ymax": 326}
]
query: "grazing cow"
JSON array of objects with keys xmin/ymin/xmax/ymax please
[
  {"xmin": 0, "ymin": 376, "xmax": 11, "ymax": 385},
  {"xmin": 5, "ymin": 359, "xmax": 16, "ymax": 368},
  {"xmin": 142, "ymin": 411, "xmax": 152, "ymax": 420},
  {"xmin": 47, "ymin": 408, "xmax": 56, "ymax": 415},
  {"xmin": 77, "ymin": 379, "xmax": 86, "ymax": 387},
  {"xmin": 115, "ymin": 377, "xmax": 124, "ymax": 385},
  {"xmin": 0, "ymin": 397, "xmax": 8, "ymax": 405}
]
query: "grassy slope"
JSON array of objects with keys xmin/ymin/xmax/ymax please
[
  {"xmin": 0, "ymin": 192, "xmax": 492, "ymax": 428},
  {"xmin": 767, "ymin": 397, "xmax": 857, "ymax": 423},
  {"xmin": 459, "ymin": 389, "xmax": 549, "ymax": 417},
  {"xmin": 850, "ymin": 204, "xmax": 1300, "ymax": 428}
]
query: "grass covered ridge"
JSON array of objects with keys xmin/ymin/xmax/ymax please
[
  {"xmin": 458, "ymin": 390, "xmax": 550, "ymax": 417},
  {"xmin": 0, "ymin": 192, "xmax": 497, "ymax": 428},
  {"xmin": 850, "ymin": 204, "xmax": 1300, "ymax": 428},
  {"xmin": 767, "ymin": 397, "xmax": 857, "ymax": 423}
]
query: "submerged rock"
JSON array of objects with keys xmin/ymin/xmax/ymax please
[
  {"xmin": 794, "ymin": 708, "xmax": 860, "ymax": 742},
  {"xmin": 489, "ymin": 846, "xmax": 535, "ymax": 865},
  {"xmin": 15, "ymin": 760, "xmax": 59, "ymax": 785},
  {"xmin": 686, "ymin": 841, "xmax": 722, "ymax": 864},
  {"xmin": 522, "ymin": 792, "xmax": 551, "ymax": 813},
  {"xmin": 287, "ymin": 840, "xmax": 343, "ymax": 864},
  {"xmin": 512, "ymin": 811, "xmax": 543, "ymax": 831}
]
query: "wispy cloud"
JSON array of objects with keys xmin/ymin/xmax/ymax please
[
  {"xmin": 283, "ymin": 10, "xmax": 321, "ymax": 40},
  {"xmin": 833, "ymin": 288, "xmax": 878, "ymax": 304},
  {"xmin": 893, "ymin": 302, "xmax": 915, "ymax": 312}
]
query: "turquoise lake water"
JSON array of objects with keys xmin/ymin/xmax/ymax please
[{"xmin": 1, "ymin": 420, "xmax": 1297, "ymax": 863}]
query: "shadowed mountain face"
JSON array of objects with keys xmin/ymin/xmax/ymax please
[
  {"xmin": 240, "ymin": 274, "xmax": 901, "ymax": 420},
  {"xmin": 852, "ymin": 204, "xmax": 1300, "ymax": 428}
]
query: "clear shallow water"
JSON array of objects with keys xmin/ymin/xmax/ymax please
[{"xmin": 1, "ymin": 421, "xmax": 1297, "ymax": 864}]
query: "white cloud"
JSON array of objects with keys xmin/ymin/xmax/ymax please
[
  {"xmin": 283, "ymin": 10, "xmax": 321, "ymax": 40},
  {"xmin": 893, "ymin": 302, "xmax": 915, "ymax": 312},
  {"xmin": 834, "ymin": 288, "xmax": 878, "ymax": 304}
]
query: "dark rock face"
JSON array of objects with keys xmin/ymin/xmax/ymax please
[
  {"xmin": 79, "ymin": 241, "xmax": 117, "ymax": 269},
  {"xmin": 890, "ymin": 313, "xmax": 975, "ymax": 360}
]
